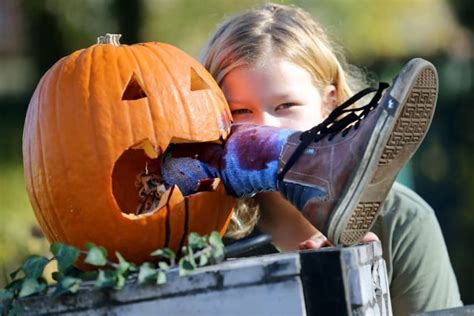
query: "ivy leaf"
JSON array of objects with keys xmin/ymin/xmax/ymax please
[
  {"xmin": 0, "ymin": 289, "xmax": 13, "ymax": 301},
  {"xmin": 179, "ymin": 259, "xmax": 196, "ymax": 276},
  {"xmin": 182, "ymin": 259, "xmax": 196, "ymax": 271},
  {"xmin": 209, "ymin": 231, "xmax": 224, "ymax": 260},
  {"xmin": 18, "ymin": 278, "xmax": 47, "ymax": 298},
  {"xmin": 84, "ymin": 242, "xmax": 95, "ymax": 250},
  {"xmin": 150, "ymin": 248, "xmax": 175, "ymax": 260},
  {"xmin": 186, "ymin": 248, "xmax": 197, "ymax": 268},
  {"xmin": 50, "ymin": 243, "xmax": 80, "ymax": 273},
  {"xmin": 156, "ymin": 271, "xmax": 167, "ymax": 285},
  {"xmin": 158, "ymin": 262, "xmax": 170, "ymax": 271},
  {"xmin": 22, "ymin": 255, "xmax": 49, "ymax": 279},
  {"xmin": 188, "ymin": 233, "xmax": 206, "ymax": 250},
  {"xmin": 212, "ymin": 246, "xmax": 224, "ymax": 261},
  {"xmin": 138, "ymin": 263, "xmax": 157, "ymax": 284},
  {"xmin": 115, "ymin": 252, "xmax": 130, "ymax": 275},
  {"xmin": 94, "ymin": 270, "xmax": 115, "ymax": 289},
  {"xmin": 53, "ymin": 276, "xmax": 81, "ymax": 297},
  {"xmin": 209, "ymin": 231, "xmax": 224, "ymax": 248},
  {"xmin": 84, "ymin": 246, "xmax": 107, "ymax": 267},
  {"xmin": 199, "ymin": 253, "xmax": 209, "ymax": 267},
  {"xmin": 114, "ymin": 273, "xmax": 126, "ymax": 290}
]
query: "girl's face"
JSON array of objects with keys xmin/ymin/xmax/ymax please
[
  {"xmin": 221, "ymin": 56, "xmax": 338, "ymax": 250},
  {"xmin": 221, "ymin": 57, "xmax": 336, "ymax": 130}
]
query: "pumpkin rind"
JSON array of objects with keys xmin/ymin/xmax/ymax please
[{"xmin": 23, "ymin": 40, "xmax": 234, "ymax": 263}]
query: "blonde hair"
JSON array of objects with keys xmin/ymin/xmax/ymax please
[{"xmin": 200, "ymin": 3, "xmax": 365, "ymax": 238}]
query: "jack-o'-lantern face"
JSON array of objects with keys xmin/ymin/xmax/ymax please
[{"xmin": 22, "ymin": 34, "xmax": 235, "ymax": 264}]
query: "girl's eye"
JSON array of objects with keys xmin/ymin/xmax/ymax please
[
  {"xmin": 275, "ymin": 103, "xmax": 298, "ymax": 111},
  {"xmin": 231, "ymin": 108, "xmax": 252, "ymax": 116}
]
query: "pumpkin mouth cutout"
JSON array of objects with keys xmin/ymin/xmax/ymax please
[
  {"xmin": 112, "ymin": 137, "xmax": 226, "ymax": 219},
  {"xmin": 112, "ymin": 139, "xmax": 168, "ymax": 217}
]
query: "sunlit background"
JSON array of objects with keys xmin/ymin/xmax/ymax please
[{"xmin": 1, "ymin": 0, "xmax": 473, "ymax": 305}]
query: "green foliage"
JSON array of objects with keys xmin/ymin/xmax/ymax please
[
  {"xmin": 94, "ymin": 270, "xmax": 116, "ymax": 289},
  {"xmin": 115, "ymin": 252, "xmax": 136, "ymax": 275},
  {"xmin": 21, "ymin": 256, "xmax": 49, "ymax": 280},
  {"xmin": 84, "ymin": 243, "xmax": 108, "ymax": 267},
  {"xmin": 0, "ymin": 232, "xmax": 225, "ymax": 315},
  {"xmin": 53, "ymin": 276, "xmax": 81, "ymax": 297},
  {"xmin": 50, "ymin": 243, "xmax": 80, "ymax": 273},
  {"xmin": 138, "ymin": 263, "xmax": 157, "ymax": 284},
  {"xmin": 151, "ymin": 248, "xmax": 175, "ymax": 265},
  {"xmin": 18, "ymin": 278, "xmax": 47, "ymax": 298},
  {"xmin": 178, "ymin": 232, "xmax": 224, "ymax": 277}
]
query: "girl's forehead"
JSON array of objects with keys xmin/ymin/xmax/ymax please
[
  {"xmin": 221, "ymin": 58, "xmax": 322, "ymax": 106},
  {"xmin": 226, "ymin": 58, "xmax": 315, "ymax": 90}
]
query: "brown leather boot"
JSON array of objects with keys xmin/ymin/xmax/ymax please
[
  {"xmin": 277, "ymin": 58, "xmax": 437, "ymax": 245},
  {"xmin": 343, "ymin": 58, "xmax": 438, "ymax": 244}
]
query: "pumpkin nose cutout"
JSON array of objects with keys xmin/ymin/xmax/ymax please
[
  {"xmin": 122, "ymin": 73, "xmax": 147, "ymax": 100},
  {"xmin": 190, "ymin": 67, "xmax": 210, "ymax": 91}
]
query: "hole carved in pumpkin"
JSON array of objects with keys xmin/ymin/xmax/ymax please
[
  {"xmin": 122, "ymin": 73, "xmax": 148, "ymax": 101},
  {"xmin": 190, "ymin": 67, "xmax": 210, "ymax": 91},
  {"xmin": 112, "ymin": 140, "xmax": 166, "ymax": 216},
  {"xmin": 112, "ymin": 138, "xmax": 224, "ymax": 218}
]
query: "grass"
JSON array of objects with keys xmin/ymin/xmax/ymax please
[{"xmin": 0, "ymin": 163, "xmax": 50, "ymax": 287}]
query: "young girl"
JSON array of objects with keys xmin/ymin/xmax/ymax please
[
  {"xmin": 198, "ymin": 3, "xmax": 462, "ymax": 314},
  {"xmin": 163, "ymin": 3, "xmax": 462, "ymax": 315}
]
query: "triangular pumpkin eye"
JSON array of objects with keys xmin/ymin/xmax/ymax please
[
  {"xmin": 190, "ymin": 67, "xmax": 210, "ymax": 91},
  {"xmin": 122, "ymin": 73, "xmax": 147, "ymax": 100}
]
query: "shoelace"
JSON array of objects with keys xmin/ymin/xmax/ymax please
[{"xmin": 277, "ymin": 82, "xmax": 389, "ymax": 182}]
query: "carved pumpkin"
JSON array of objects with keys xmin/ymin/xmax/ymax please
[{"xmin": 22, "ymin": 34, "xmax": 235, "ymax": 264}]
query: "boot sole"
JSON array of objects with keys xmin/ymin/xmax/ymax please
[{"xmin": 334, "ymin": 59, "xmax": 438, "ymax": 245}]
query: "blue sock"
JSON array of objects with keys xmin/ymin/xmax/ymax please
[
  {"xmin": 161, "ymin": 124, "xmax": 295, "ymax": 197},
  {"xmin": 161, "ymin": 143, "xmax": 223, "ymax": 195}
]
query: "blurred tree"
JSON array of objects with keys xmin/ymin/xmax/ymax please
[
  {"xmin": 109, "ymin": 0, "xmax": 144, "ymax": 44},
  {"xmin": 434, "ymin": 0, "xmax": 474, "ymax": 305},
  {"xmin": 450, "ymin": 0, "xmax": 474, "ymax": 29},
  {"xmin": 20, "ymin": 0, "xmax": 67, "ymax": 84}
]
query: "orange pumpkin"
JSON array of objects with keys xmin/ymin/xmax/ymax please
[{"xmin": 22, "ymin": 34, "xmax": 235, "ymax": 264}]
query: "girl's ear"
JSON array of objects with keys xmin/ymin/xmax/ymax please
[
  {"xmin": 321, "ymin": 85, "xmax": 339, "ymax": 118},
  {"xmin": 322, "ymin": 84, "xmax": 339, "ymax": 107}
]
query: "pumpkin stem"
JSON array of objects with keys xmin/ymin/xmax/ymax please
[{"xmin": 97, "ymin": 33, "xmax": 122, "ymax": 46}]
